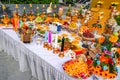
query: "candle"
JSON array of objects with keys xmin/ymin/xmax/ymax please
[
  {"xmin": 55, "ymin": 34, "xmax": 58, "ymax": 48},
  {"xmin": 44, "ymin": 31, "xmax": 48, "ymax": 42},
  {"xmin": 18, "ymin": 20, "xmax": 20, "ymax": 28},
  {"xmin": 61, "ymin": 37, "xmax": 65, "ymax": 51},
  {"xmin": 48, "ymin": 31, "xmax": 52, "ymax": 44}
]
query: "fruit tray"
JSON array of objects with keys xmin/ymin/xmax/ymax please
[{"xmin": 62, "ymin": 59, "xmax": 91, "ymax": 79}]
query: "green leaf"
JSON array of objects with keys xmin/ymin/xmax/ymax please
[
  {"xmin": 109, "ymin": 63, "xmax": 115, "ymax": 73},
  {"xmin": 2, "ymin": 0, "xmax": 58, "ymax": 4},
  {"xmin": 115, "ymin": 52, "xmax": 120, "ymax": 58},
  {"xmin": 58, "ymin": 39, "xmax": 62, "ymax": 43},
  {"xmin": 107, "ymin": 42, "xmax": 112, "ymax": 51},
  {"xmin": 100, "ymin": 62, "xmax": 107, "ymax": 68},
  {"xmin": 118, "ymin": 37, "xmax": 120, "ymax": 42},
  {"xmin": 104, "ymin": 54, "xmax": 111, "ymax": 58},
  {"xmin": 93, "ymin": 60, "xmax": 98, "ymax": 67},
  {"xmin": 115, "ymin": 14, "xmax": 120, "ymax": 26},
  {"xmin": 65, "ymin": 38, "xmax": 70, "ymax": 42}
]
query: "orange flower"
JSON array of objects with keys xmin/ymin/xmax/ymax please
[
  {"xmin": 99, "ymin": 55, "xmax": 109, "ymax": 63},
  {"xmin": 98, "ymin": 36, "xmax": 105, "ymax": 44},
  {"xmin": 109, "ymin": 35, "xmax": 118, "ymax": 43},
  {"xmin": 117, "ymin": 48, "xmax": 120, "ymax": 54}
]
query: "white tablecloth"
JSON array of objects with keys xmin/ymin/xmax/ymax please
[{"xmin": 0, "ymin": 28, "xmax": 120, "ymax": 80}]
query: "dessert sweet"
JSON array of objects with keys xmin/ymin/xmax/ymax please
[
  {"xmin": 63, "ymin": 59, "xmax": 91, "ymax": 79},
  {"xmin": 82, "ymin": 30, "xmax": 94, "ymax": 41}
]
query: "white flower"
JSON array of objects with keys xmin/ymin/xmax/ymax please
[{"xmin": 111, "ymin": 47, "xmax": 117, "ymax": 53}]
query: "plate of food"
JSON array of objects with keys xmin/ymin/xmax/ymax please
[{"xmin": 62, "ymin": 59, "xmax": 91, "ymax": 79}]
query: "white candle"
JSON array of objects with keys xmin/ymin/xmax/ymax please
[{"xmin": 55, "ymin": 34, "xmax": 58, "ymax": 48}]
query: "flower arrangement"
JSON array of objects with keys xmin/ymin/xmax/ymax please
[
  {"xmin": 87, "ymin": 32, "xmax": 120, "ymax": 79},
  {"xmin": 90, "ymin": 53, "xmax": 118, "ymax": 79},
  {"xmin": 18, "ymin": 23, "xmax": 36, "ymax": 43},
  {"xmin": 18, "ymin": 23, "xmax": 35, "ymax": 34},
  {"xmin": 97, "ymin": 1, "xmax": 104, "ymax": 5}
]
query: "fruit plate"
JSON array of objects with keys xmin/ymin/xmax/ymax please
[{"xmin": 62, "ymin": 59, "xmax": 91, "ymax": 79}]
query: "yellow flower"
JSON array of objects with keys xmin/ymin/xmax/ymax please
[
  {"xmin": 111, "ymin": 2, "xmax": 119, "ymax": 6},
  {"xmin": 97, "ymin": 1, "xmax": 104, "ymax": 5},
  {"xmin": 109, "ymin": 35, "xmax": 118, "ymax": 43}
]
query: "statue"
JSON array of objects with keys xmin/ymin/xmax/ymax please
[{"xmin": 1, "ymin": 12, "xmax": 10, "ymax": 27}]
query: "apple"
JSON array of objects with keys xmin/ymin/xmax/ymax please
[{"xmin": 113, "ymin": 32, "xmax": 119, "ymax": 36}]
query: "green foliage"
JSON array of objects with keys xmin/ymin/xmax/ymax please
[
  {"xmin": 65, "ymin": 37, "xmax": 71, "ymax": 42},
  {"xmin": 100, "ymin": 62, "xmax": 108, "ymax": 68},
  {"xmin": 1, "ymin": 0, "xmax": 58, "ymax": 4},
  {"xmin": 115, "ymin": 52, "xmax": 120, "ymax": 58},
  {"xmin": 107, "ymin": 42, "xmax": 112, "ymax": 51},
  {"xmin": 109, "ymin": 63, "xmax": 115, "ymax": 73},
  {"xmin": 92, "ymin": 23, "xmax": 102, "ymax": 28},
  {"xmin": 37, "ymin": 29, "xmax": 45, "ymax": 34},
  {"xmin": 115, "ymin": 14, "xmax": 120, "ymax": 26},
  {"xmin": 93, "ymin": 59, "xmax": 98, "ymax": 67},
  {"xmin": 118, "ymin": 37, "xmax": 120, "ymax": 42}
]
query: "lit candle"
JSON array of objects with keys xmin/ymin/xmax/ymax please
[
  {"xmin": 61, "ymin": 37, "xmax": 65, "ymax": 51},
  {"xmin": 48, "ymin": 31, "xmax": 52, "ymax": 44},
  {"xmin": 54, "ymin": 34, "xmax": 58, "ymax": 48},
  {"xmin": 44, "ymin": 31, "xmax": 48, "ymax": 42}
]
